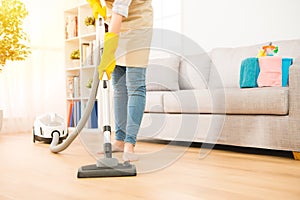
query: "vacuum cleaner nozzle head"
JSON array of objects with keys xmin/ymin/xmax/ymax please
[{"xmin": 77, "ymin": 162, "xmax": 136, "ymax": 178}]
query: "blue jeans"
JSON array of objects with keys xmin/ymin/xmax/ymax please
[{"xmin": 112, "ymin": 65, "xmax": 146, "ymax": 145}]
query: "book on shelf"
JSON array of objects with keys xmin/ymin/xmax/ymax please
[
  {"xmin": 73, "ymin": 76, "xmax": 80, "ymax": 98},
  {"xmin": 66, "ymin": 76, "xmax": 74, "ymax": 98},
  {"xmin": 65, "ymin": 15, "xmax": 78, "ymax": 39},
  {"xmin": 68, "ymin": 101, "xmax": 81, "ymax": 127},
  {"xmin": 68, "ymin": 101, "xmax": 98, "ymax": 128},
  {"xmin": 81, "ymin": 43, "xmax": 89, "ymax": 66},
  {"xmin": 68, "ymin": 101, "xmax": 74, "ymax": 127},
  {"xmin": 66, "ymin": 76, "xmax": 80, "ymax": 98},
  {"xmin": 75, "ymin": 101, "xmax": 81, "ymax": 126},
  {"xmin": 81, "ymin": 41, "xmax": 96, "ymax": 66}
]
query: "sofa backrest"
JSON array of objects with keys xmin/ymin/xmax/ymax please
[
  {"xmin": 179, "ymin": 53, "xmax": 211, "ymax": 90},
  {"xmin": 146, "ymin": 54, "xmax": 181, "ymax": 91},
  {"xmin": 146, "ymin": 53, "xmax": 211, "ymax": 91},
  {"xmin": 208, "ymin": 39, "xmax": 300, "ymax": 88},
  {"xmin": 146, "ymin": 39, "xmax": 300, "ymax": 91},
  {"xmin": 209, "ymin": 45, "xmax": 259, "ymax": 88}
]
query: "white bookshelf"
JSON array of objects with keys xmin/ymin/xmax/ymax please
[{"xmin": 64, "ymin": 3, "xmax": 100, "ymax": 130}]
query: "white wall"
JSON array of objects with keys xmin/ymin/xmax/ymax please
[
  {"xmin": 181, "ymin": 0, "xmax": 300, "ymax": 51},
  {"xmin": 152, "ymin": 0, "xmax": 182, "ymax": 33},
  {"xmin": 24, "ymin": 0, "xmax": 67, "ymax": 117}
]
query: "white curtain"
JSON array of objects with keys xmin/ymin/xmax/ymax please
[{"xmin": 0, "ymin": 0, "xmax": 77, "ymax": 133}]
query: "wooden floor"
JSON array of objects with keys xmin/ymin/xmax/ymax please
[{"xmin": 1, "ymin": 132, "xmax": 300, "ymax": 200}]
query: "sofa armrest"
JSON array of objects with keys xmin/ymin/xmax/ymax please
[{"xmin": 289, "ymin": 60, "xmax": 300, "ymax": 118}]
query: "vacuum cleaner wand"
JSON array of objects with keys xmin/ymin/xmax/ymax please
[
  {"xmin": 77, "ymin": 15, "xmax": 136, "ymax": 178},
  {"xmin": 77, "ymin": 78, "xmax": 136, "ymax": 178}
]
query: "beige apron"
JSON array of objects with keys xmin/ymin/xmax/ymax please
[{"xmin": 105, "ymin": 0, "xmax": 153, "ymax": 67}]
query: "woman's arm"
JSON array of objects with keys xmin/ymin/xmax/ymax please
[
  {"xmin": 109, "ymin": 12, "xmax": 123, "ymax": 34},
  {"xmin": 109, "ymin": 0, "xmax": 132, "ymax": 34}
]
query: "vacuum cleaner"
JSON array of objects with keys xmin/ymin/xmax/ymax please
[
  {"xmin": 33, "ymin": 113, "xmax": 68, "ymax": 144},
  {"xmin": 49, "ymin": 15, "xmax": 136, "ymax": 178}
]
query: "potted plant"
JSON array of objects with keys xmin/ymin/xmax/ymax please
[
  {"xmin": 0, "ymin": 0, "xmax": 31, "ymax": 70},
  {"xmin": 0, "ymin": 0, "xmax": 31, "ymax": 131},
  {"xmin": 84, "ymin": 16, "xmax": 95, "ymax": 33},
  {"xmin": 70, "ymin": 49, "xmax": 80, "ymax": 67},
  {"xmin": 86, "ymin": 78, "xmax": 93, "ymax": 91},
  {"xmin": 70, "ymin": 49, "xmax": 80, "ymax": 60}
]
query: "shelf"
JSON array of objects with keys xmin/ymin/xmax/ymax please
[
  {"xmin": 65, "ymin": 36, "xmax": 79, "ymax": 43},
  {"xmin": 81, "ymin": 97, "xmax": 90, "ymax": 100},
  {"xmin": 81, "ymin": 32, "xmax": 96, "ymax": 40},
  {"xmin": 66, "ymin": 66, "xmax": 81, "ymax": 71},
  {"xmin": 64, "ymin": 7, "xmax": 78, "ymax": 14},
  {"xmin": 64, "ymin": 3, "xmax": 100, "ymax": 130},
  {"xmin": 81, "ymin": 65, "xmax": 96, "ymax": 70},
  {"xmin": 66, "ymin": 98, "xmax": 81, "ymax": 101}
]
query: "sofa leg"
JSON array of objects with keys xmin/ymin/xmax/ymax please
[{"xmin": 293, "ymin": 152, "xmax": 300, "ymax": 160}]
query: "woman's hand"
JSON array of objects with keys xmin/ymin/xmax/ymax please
[
  {"xmin": 98, "ymin": 32, "xmax": 119, "ymax": 80},
  {"xmin": 86, "ymin": 0, "xmax": 107, "ymax": 20}
]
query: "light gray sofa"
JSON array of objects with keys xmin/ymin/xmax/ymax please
[{"xmin": 139, "ymin": 39, "xmax": 300, "ymax": 159}]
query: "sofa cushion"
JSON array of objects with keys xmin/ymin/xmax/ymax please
[
  {"xmin": 209, "ymin": 45, "xmax": 259, "ymax": 88},
  {"xmin": 146, "ymin": 55, "xmax": 181, "ymax": 91},
  {"xmin": 224, "ymin": 87, "xmax": 288, "ymax": 115},
  {"xmin": 273, "ymin": 39, "xmax": 300, "ymax": 58},
  {"xmin": 158, "ymin": 87, "xmax": 288, "ymax": 115},
  {"xmin": 179, "ymin": 54, "xmax": 211, "ymax": 90},
  {"xmin": 163, "ymin": 90, "xmax": 213, "ymax": 114},
  {"xmin": 145, "ymin": 91, "xmax": 167, "ymax": 113}
]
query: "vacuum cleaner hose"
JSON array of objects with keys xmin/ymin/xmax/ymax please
[{"xmin": 50, "ymin": 65, "xmax": 100, "ymax": 153}]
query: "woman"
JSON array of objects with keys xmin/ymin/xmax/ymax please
[{"xmin": 88, "ymin": 0, "xmax": 153, "ymax": 161}]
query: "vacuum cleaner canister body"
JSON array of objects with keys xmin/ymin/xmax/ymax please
[{"xmin": 33, "ymin": 113, "xmax": 68, "ymax": 143}]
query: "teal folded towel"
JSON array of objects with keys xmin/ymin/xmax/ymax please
[
  {"xmin": 240, "ymin": 57, "xmax": 260, "ymax": 88},
  {"xmin": 282, "ymin": 58, "xmax": 293, "ymax": 86}
]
